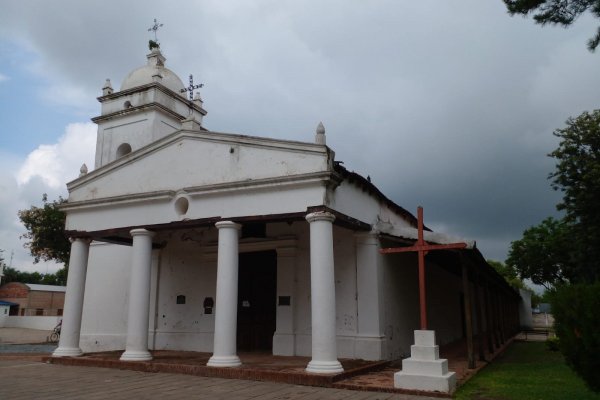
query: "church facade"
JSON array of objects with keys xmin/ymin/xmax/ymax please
[{"xmin": 53, "ymin": 47, "xmax": 519, "ymax": 373}]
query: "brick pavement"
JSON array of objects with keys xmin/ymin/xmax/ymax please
[{"xmin": 0, "ymin": 359, "xmax": 439, "ymax": 400}]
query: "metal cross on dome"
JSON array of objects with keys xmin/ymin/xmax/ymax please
[
  {"xmin": 181, "ymin": 74, "xmax": 204, "ymax": 101},
  {"xmin": 148, "ymin": 18, "xmax": 163, "ymax": 42}
]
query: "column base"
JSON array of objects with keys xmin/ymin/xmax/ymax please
[
  {"xmin": 306, "ymin": 359, "xmax": 344, "ymax": 374},
  {"xmin": 207, "ymin": 355, "xmax": 242, "ymax": 367},
  {"xmin": 120, "ymin": 350, "xmax": 153, "ymax": 361},
  {"xmin": 52, "ymin": 347, "xmax": 83, "ymax": 357}
]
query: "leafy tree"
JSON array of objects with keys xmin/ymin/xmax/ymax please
[
  {"xmin": 18, "ymin": 194, "xmax": 70, "ymax": 267},
  {"xmin": 0, "ymin": 266, "xmax": 66, "ymax": 286},
  {"xmin": 488, "ymin": 259, "xmax": 541, "ymax": 306},
  {"xmin": 506, "ymin": 217, "xmax": 574, "ymax": 289},
  {"xmin": 503, "ymin": 0, "xmax": 600, "ymax": 51},
  {"xmin": 549, "ymin": 110, "xmax": 600, "ymax": 283}
]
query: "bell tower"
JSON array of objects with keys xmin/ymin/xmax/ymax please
[{"xmin": 92, "ymin": 46, "xmax": 207, "ymax": 168}]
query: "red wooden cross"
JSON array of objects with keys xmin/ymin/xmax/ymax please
[{"xmin": 379, "ymin": 206, "xmax": 467, "ymax": 330}]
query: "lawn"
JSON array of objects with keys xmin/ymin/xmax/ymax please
[{"xmin": 454, "ymin": 341, "xmax": 600, "ymax": 400}]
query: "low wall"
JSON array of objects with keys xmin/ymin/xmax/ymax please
[{"xmin": 0, "ymin": 315, "xmax": 61, "ymax": 330}]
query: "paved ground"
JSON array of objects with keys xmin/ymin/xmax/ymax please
[{"xmin": 0, "ymin": 358, "xmax": 439, "ymax": 400}]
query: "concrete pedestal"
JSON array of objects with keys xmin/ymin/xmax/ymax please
[{"xmin": 394, "ymin": 330, "xmax": 456, "ymax": 393}]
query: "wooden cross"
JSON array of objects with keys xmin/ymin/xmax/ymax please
[
  {"xmin": 380, "ymin": 206, "xmax": 467, "ymax": 330},
  {"xmin": 180, "ymin": 74, "xmax": 204, "ymax": 101}
]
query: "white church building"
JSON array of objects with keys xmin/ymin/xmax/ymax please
[{"xmin": 53, "ymin": 45, "xmax": 519, "ymax": 379}]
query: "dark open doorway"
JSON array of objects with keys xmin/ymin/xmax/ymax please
[{"xmin": 237, "ymin": 250, "xmax": 277, "ymax": 352}]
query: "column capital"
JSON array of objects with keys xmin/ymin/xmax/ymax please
[
  {"xmin": 69, "ymin": 236, "xmax": 92, "ymax": 245},
  {"xmin": 130, "ymin": 228, "xmax": 155, "ymax": 238},
  {"xmin": 215, "ymin": 221, "xmax": 241, "ymax": 230},
  {"xmin": 306, "ymin": 211, "xmax": 335, "ymax": 224},
  {"xmin": 354, "ymin": 232, "xmax": 379, "ymax": 245}
]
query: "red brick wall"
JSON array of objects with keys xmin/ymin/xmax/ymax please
[{"xmin": 0, "ymin": 282, "xmax": 29, "ymax": 299}]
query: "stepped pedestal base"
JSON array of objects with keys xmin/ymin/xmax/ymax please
[{"xmin": 394, "ymin": 330, "xmax": 456, "ymax": 393}]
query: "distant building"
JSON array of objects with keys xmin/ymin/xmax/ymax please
[{"xmin": 0, "ymin": 282, "xmax": 66, "ymax": 316}]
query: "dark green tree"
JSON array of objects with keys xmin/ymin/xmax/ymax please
[
  {"xmin": 18, "ymin": 194, "xmax": 70, "ymax": 267},
  {"xmin": 503, "ymin": 0, "xmax": 600, "ymax": 51},
  {"xmin": 549, "ymin": 110, "xmax": 600, "ymax": 283},
  {"xmin": 1, "ymin": 266, "xmax": 66, "ymax": 286},
  {"xmin": 506, "ymin": 217, "xmax": 574, "ymax": 289}
]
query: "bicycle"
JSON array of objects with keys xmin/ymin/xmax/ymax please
[{"xmin": 50, "ymin": 320, "xmax": 62, "ymax": 342}]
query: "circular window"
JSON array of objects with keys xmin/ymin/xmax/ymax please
[
  {"xmin": 174, "ymin": 196, "xmax": 189, "ymax": 216},
  {"xmin": 116, "ymin": 143, "xmax": 132, "ymax": 158}
]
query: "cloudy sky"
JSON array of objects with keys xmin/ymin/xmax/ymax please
[{"xmin": 1, "ymin": 1, "xmax": 599, "ymax": 274}]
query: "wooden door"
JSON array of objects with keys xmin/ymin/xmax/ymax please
[{"xmin": 237, "ymin": 250, "xmax": 277, "ymax": 352}]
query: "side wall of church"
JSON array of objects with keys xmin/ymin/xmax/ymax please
[
  {"xmin": 382, "ymin": 252, "xmax": 420, "ymax": 359},
  {"xmin": 381, "ymin": 253, "xmax": 468, "ymax": 359},
  {"xmin": 425, "ymin": 262, "xmax": 464, "ymax": 345}
]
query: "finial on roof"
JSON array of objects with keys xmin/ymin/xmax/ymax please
[
  {"xmin": 193, "ymin": 91, "xmax": 203, "ymax": 105},
  {"xmin": 79, "ymin": 163, "xmax": 88, "ymax": 177},
  {"xmin": 315, "ymin": 121, "xmax": 326, "ymax": 145},
  {"xmin": 102, "ymin": 79, "xmax": 113, "ymax": 96}
]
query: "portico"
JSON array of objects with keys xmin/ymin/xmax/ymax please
[{"xmin": 55, "ymin": 209, "xmax": 358, "ymax": 373}]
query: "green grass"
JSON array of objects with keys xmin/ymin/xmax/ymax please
[{"xmin": 454, "ymin": 341, "xmax": 600, "ymax": 400}]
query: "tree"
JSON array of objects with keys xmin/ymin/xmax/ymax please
[
  {"xmin": 18, "ymin": 194, "xmax": 70, "ymax": 267},
  {"xmin": 549, "ymin": 110, "xmax": 600, "ymax": 283},
  {"xmin": 0, "ymin": 266, "xmax": 65, "ymax": 285},
  {"xmin": 506, "ymin": 217, "xmax": 574, "ymax": 289},
  {"xmin": 503, "ymin": 0, "xmax": 600, "ymax": 51},
  {"xmin": 488, "ymin": 259, "xmax": 542, "ymax": 305}
]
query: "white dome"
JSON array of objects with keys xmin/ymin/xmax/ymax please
[{"xmin": 120, "ymin": 48, "xmax": 185, "ymax": 96}]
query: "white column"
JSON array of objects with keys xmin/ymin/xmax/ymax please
[
  {"xmin": 53, "ymin": 237, "xmax": 91, "ymax": 357},
  {"xmin": 305, "ymin": 212, "xmax": 343, "ymax": 374},
  {"xmin": 355, "ymin": 232, "xmax": 385, "ymax": 360},
  {"xmin": 120, "ymin": 229, "xmax": 155, "ymax": 361},
  {"xmin": 207, "ymin": 221, "xmax": 242, "ymax": 367}
]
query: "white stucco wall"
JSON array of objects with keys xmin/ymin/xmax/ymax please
[
  {"xmin": 152, "ymin": 235, "xmax": 217, "ymax": 352},
  {"xmin": 0, "ymin": 305, "xmax": 11, "ymax": 327},
  {"xmin": 518, "ymin": 288, "xmax": 533, "ymax": 329},
  {"xmin": 1, "ymin": 316, "xmax": 61, "ymax": 330},
  {"xmin": 80, "ymin": 242, "xmax": 134, "ymax": 352}
]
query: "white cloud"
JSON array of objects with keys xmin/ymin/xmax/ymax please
[
  {"xmin": 1, "ymin": 122, "xmax": 95, "ymax": 274},
  {"xmin": 0, "ymin": 72, "xmax": 8, "ymax": 82},
  {"xmin": 17, "ymin": 122, "xmax": 96, "ymax": 189}
]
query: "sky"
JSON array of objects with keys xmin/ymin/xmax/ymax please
[{"xmin": 1, "ymin": 1, "xmax": 599, "ymax": 275}]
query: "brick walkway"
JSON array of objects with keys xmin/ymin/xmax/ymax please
[{"xmin": 0, "ymin": 359, "xmax": 439, "ymax": 400}]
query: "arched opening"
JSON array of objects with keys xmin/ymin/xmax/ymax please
[
  {"xmin": 116, "ymin": 143, "xmax": 132, "ymax": 158},
  {"xmin": 174, "ymin": 196, "xmax": 189, "ymax": 216}
]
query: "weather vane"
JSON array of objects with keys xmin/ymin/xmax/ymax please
[
  {"xmin": 181, "ymin": 74, "xmax": 204, "ymax": 101},
  {"xmin": 148, "ymin": 18, "xmax": 163, "ymax": 42}
]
